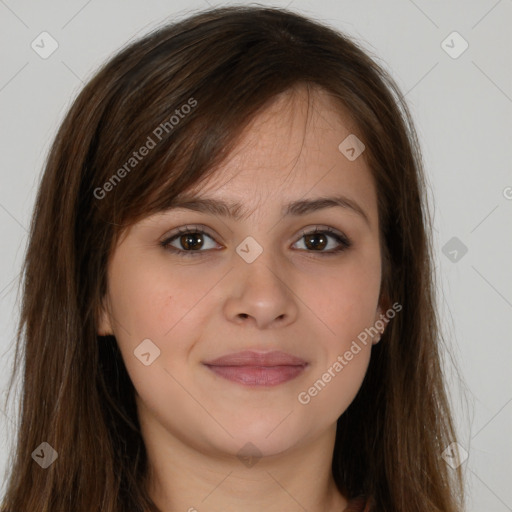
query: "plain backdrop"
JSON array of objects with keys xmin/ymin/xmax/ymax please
[{"xmin": 0, "ymin": 1, "xmax": 511, "ymax": 510}]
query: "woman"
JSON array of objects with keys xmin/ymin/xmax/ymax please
[{"xmin": 1, "ymin": 5, "xmax": 465, "ymax": 511}]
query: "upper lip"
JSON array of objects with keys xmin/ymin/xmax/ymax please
[{"xmin": 203, "ymin": 350, "xmax": 308, "ymax": 367}]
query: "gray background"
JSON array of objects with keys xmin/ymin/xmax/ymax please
[{"xmin": 0, "ymin": 1, "xmax": 511, "ymax": 510}]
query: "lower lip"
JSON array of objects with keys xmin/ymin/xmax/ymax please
[{"xmin": 204, "ymin": 364, "xmax": 307, "ymax": 386}]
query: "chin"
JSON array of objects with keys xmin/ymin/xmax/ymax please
[
  {"xmin": 225, "ymin": 435, "xmax": 298, "ymax": 462},
  {"xmin": 220, "ymin": 416, "xmax": 302, "ymax": 456}
]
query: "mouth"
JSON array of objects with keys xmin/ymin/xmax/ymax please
[{"xmin": 202, "ymin": 350, "xmax": 309, "ymax": 387}]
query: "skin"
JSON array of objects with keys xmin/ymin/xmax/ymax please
[{"xmin": 98, "ymin": 85, "xmax": 387, "ymax": 512}]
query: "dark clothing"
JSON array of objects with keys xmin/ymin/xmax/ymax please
[{"xmin": 343, "ymin": 495, "xmax": 370, "ymax": 511}]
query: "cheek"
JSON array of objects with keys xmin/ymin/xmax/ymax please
[
  {"xmin": 106, "ymin": 269, "xmax": 189, "ymax": 418},
  {"xmin": 106, "ymin": 255, "xmax": 208, "ymax": 385},
  {"xmin": 297, "ymin": 349, "xmax": 370, "ymax": 429},
  {"xmin": 305, "ymin": 255, "xmax": 381, "ymax": 343},
  {"xmin": 294, "ymin": 279, "xmax": 374, "ymax": 432},
  {"xmin": 295, "ymin": 250, "xmax": 379, "ymax": 413},
  {"xmin": 104, "ymin": 258, "xmax": 177, "ymax": 394},
  {"xmin": 107, "ymin": 254, "xmax": 181, "ymax": 338}
]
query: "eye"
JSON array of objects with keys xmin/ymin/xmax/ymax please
[
  {"xmin": 160, "ymin": 225, "xmax": 219, "ymax": 257},
  {"xmin": 293, "ymin": 227, "xmax": 352, "ymax": 255},
  {"xmin": 160, "ymin": 225, "xmax": 352, "ymax": 257}
]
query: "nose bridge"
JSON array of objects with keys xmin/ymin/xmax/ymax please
[
  {"xmin": 226, "ymin": 235, "xmax": 296, "ymax": 328},
  {"xmin": 235, "ymin": 234, "xmax": 287, "ymax": 294}
]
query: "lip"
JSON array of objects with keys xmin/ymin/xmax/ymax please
[{"xmin": 202, "ymin": 350, "xmax": 308, "ymax": 387}]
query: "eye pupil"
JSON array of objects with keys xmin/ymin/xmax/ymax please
[
  {"xmin": 305, "ymin": 233, "xmax": 327, "ymax": 250},
  {"xmin": 181, "ymin": 233, "xmax": 203, "ymax": 250}
]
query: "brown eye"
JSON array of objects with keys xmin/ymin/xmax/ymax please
[
  {"xmin": 160, "ymin": 226, "xmax": 219, "ymax": 257},
  {"xmin": 304, "ymin": 232, "xmax": 328, "ymax": 250},
  {"xmin": 160, "ymin": 225, "xmax": 351, "ymax": 258},
  {"xmin": 294, "ymin": 227, "xmax": 351, "ymax": 254},
  {"xmin": 178, "ymin": 232, "xmax": 205, "ymax": 250}
]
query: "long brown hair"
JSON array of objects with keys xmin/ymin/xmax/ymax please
[{"xmin": 1, "ymin": 5, "xmax": 465, "ymax": 511}]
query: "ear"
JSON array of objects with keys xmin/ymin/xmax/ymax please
[
  {"xmin": 97, "ymin": 296, "xmax": 114, "ymax": 336},
  {"xmin": 372, "ymin": 292, "xmax": 391, "ymax": 345}
]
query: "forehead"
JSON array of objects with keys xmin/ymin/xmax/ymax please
[
  {"xmin": 222, "ymin": 86, "xmax": 360, "ymax": 168},
  {"xmin": 176, "ymin": 86, "xmax": 377, "ymax": 226}
]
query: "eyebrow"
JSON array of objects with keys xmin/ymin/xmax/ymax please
[{"xmin": 165, "ymin": 194, "xmax": 370, "ymax": 226}]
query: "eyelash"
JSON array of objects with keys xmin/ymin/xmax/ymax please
[{"xmin": 159, "ymin": 225, "xmax": 352, "ymax": 258}]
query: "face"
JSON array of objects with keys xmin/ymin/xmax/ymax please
[{"xmin": 98, "ymin": 87, "xmax": 386, "ymax": 461}]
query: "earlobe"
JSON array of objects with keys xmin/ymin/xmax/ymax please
[
  {"xmin": 97, "ymin": 297, "xmax": 114, "ymax": 336},
  {"xmin": 372, "ymin": 303, "xmax": 387, "ymax": 345}
]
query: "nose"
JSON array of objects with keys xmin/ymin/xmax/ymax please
[{"xmin": 223, "ymin": 253, "xmax": 299, "ymax": 330}]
